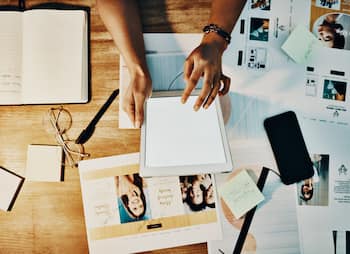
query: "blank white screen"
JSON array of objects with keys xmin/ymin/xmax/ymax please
[{"xmin": 145, "ymin": 96, "xmax": 226, "ymax": 167}]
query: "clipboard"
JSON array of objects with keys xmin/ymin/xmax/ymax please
[{"xmin": 140, "ymin": 90, "xmax": 233, "ymax": 177}]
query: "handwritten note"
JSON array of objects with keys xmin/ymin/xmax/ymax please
[
  {"xmin": 281, "ymin": 25, "xmax": 322, "ymax": 64},
  {"xmin": 219, "ymin": 170, "xmax": 264, "ymax": 219}
]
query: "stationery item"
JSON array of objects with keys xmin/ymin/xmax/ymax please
[
  {"xmin": 26, "ymin": 145, "xmax": 63, "ymax": 182},
  {"xmin": 140, "ymin": 90, "xmax": 232, "ymax": 177},
  {"xmin": 0, "ymin": 3, "xmax": 90, "ymax": 105},
  {"xmin": 263, "ymin": 111, "xmax": 314, "ymax": 185},
  {"xmin": 78, "ymin": 153, "xmax": 222, "ymax": 254},
  {"xmin": 0, "ymin": 167, "xmax": 24, "ymax": 211},
  {"xmin": 281, "ymin": 25, "xmax": 322, "ymax": 64},
  {"xmin": 219, "ymin": 169, "xmax": 264, "ymax": 219},
  {"xmin": 76, "ymin": 89, "xmax": 119, "ymax": 144}
]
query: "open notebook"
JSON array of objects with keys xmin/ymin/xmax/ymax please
[{"xmin": 0, "ymin": 4, "xmax": 89, "ymax": 105}]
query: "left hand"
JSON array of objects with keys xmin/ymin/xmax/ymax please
[{"xmin": 182, "ymin": 33, "xmax": 231, "ymax": 111}]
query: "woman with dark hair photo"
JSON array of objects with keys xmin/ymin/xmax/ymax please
[
  {"xmin": 314, "ymin": 13, "xmax": 350, "ymax": 50},
  {"xmin": 184, "ymin": 174, "xmax": 216, "ymax": 212},
  {"xmin": 300, "ymin": 179, "xmax": 314, "ymax": 202},
  {"xmin": 115, "ymin": 173, "xmax": 150, "ymax": 223}
]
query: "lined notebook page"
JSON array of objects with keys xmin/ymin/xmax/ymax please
[
  {"xmin": 145, "ymin": 96, "xmax": 226, "ymax": 167},
  {"xmin": 22, "ymin": 9, "xmax": 86, "ymax": 104},
  {"xmin": 0, "ymin": 12, "xmax": 22, "ymax": 104}
]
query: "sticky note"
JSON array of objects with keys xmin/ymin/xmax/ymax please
[
  {"xmin": 0, "ymin": 167, "xmax": 24, "ymax": 211},
  {"xmin": 281, "ymin": 25, "xmax": 322, "ymax": 64},
  {"xmin": 219, "ymin": 170, "xmax": 264, "ymax": 219},
  {"xmin": 26, "ymin": 145, "xmax": 63, "ymax": 182}
]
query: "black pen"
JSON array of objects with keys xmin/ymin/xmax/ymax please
[{"xmin": 75, "ymin": 89, "xmax": 119, "ymax": 144}]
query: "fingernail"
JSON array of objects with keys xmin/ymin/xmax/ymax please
[
  {"xmin": 194, "ymin": 105, "xmax": 199, "ymax": 111},
  {"xmin": 181, "ymin": 98, "xmax": 186, "ymax": 104},
  {"xmin": 204, "ymin": 104, "xmax": 209, "ymax": 109},
  {"xmin": 135, "ymin": 121, "xmax": 141, "ymax": 128}
]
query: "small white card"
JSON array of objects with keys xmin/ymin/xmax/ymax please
[
  {"xmin": 219, "ymin": 170, "xmax": 264, "ymax": 219},
  {"xmin": 26, "ymin": 145, "xmax": 63, "ymax": 182},
  {"xmin": 0, "ymin": 167, "xmax": 24, "ymax": 211}
]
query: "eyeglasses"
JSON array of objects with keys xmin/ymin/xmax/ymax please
[{"xmin": 43, "ymin": 106, "xmax": 90, "ymax": 168}]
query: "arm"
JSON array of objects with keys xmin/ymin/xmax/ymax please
[
  {"xmin": 182, "ymin": 0, "xmax": 247, "ymax": 110},
  {"xmin": 97, "ymin": 0, "xmax": 151, "ymax": 128}
]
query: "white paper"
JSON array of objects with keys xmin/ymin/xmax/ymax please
[
  {"xmin": 0, "ymin": 168, "xmax": 23, "ymax": 211},
  {"xmin": 26, "ymin": 145, "xmax": 63, "ymax": 182},
  {"xmin": 145, "ymin": 96, "xmax": 226, "ymax": 167},
  {"xmin": 0, "ymin": 12, "xmax": 22, "ymax": 105},
  {"xmin": 22, "ymin": 10, "xmax": 86, "ymax": 104}
]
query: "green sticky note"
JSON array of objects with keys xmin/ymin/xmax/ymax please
[
  {"xmin": 219, "ymin": 170, "xmax": 264, "ymax": 219},
  {"xmin": 281, "ymin": 25, "xmax": 322, "ymax": 64}
]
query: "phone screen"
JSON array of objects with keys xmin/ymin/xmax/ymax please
[{"xmin": 264, "ymin": 111, "xmax": 314, "ymax": 185}]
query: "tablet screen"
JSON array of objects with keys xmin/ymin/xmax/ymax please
[{"xmin": 145, "ymin": 95, "xmax": 227, "ymax": 168}]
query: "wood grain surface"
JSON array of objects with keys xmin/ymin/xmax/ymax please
[{"xmin": 0, "ymin": 0, "xmax": 212, "ymax": 253}]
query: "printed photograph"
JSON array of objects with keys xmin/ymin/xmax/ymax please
[
  {"xmin": 338, "ymin": 164, "xmax": 348, "ymax": 176},
  {"xmin": 251, "ymin": 0, "xmax": 271, "ymax": 10},
  {"xmin": 313, "ymin": 13, "xmax": 350, "ymax": 50},
  {"xmin": 115, "ymin": 173, "xmax": 152, "ymax": 223},
  {"xmin": 180, "ymin": 174, "xmax": 215, "ymax": 213},
  {"xmin": 297, "ymin": 154, "xmax": 329, "ymax": 206},
  {"xmin": 332, "ymin": 230, "xmax": 350, "ymax": 254},
  {"xmin": 323, "ymin": 79, "xmax": 347, "ymax": 101},
  {"xmin": 316, "ymin": 0, "xmax": 341, "ymax": 10},
  {"xmin": 250, "ymin": 18, "xmax": 269, "ymax": 41}
]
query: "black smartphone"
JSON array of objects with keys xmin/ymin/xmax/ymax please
[{"xmin": 263, "ymin": 111, "xmax": 314, "ymax": 185}]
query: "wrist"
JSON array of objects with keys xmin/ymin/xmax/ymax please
[
  {"xmin": 201, "ymin": 32, "xmax": 227, "ymax": 54},
  {"xmin": 128, "ymin": 63, "xmax": 151, "ymax": 80}
]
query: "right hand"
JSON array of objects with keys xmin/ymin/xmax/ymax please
[{"xmin": 122, "ymin": 70, "xmax": 152, "ymax": 128}]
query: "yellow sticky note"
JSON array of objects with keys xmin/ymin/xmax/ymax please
[
  {"xmin": 219, "ymin": 170, "xmax": 264, "ymax": 219},
  {"xmin": 26, "ymin": 145, "xmax": 63, "ymax": 182},
  {"xmin": 281, "ymin": 25, "xmax": 322, "ymax": 64}
]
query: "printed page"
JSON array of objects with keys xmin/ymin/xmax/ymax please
[
  {"xmin": 296, "ymin": 119, "xmax": 350, "ymax": 254},
  {"xmin": 22, "ymin": 9, "xmax": 86, "ymax": 104},
  {"xmin": 79, "ymin": 153, "xmax": 222, "ymax": 254},
  {"xmin": 0, "ymin": 12, "xmax": 22, "ymax": 105}
]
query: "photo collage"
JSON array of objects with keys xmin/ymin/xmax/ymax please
[
  {"xmin": 232, "ymin": 0, "xmax": 294, "ymax": 72},
  {"xmin": 81, "ymin": 165, "xmax": 219, "ymax": 235}
]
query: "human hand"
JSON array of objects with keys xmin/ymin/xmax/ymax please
[
  {"xmin": 122, "ymin": 70, "xmax": 152, "ymax": 128},
  {"xmin": 182, "ymin": 33, "xmax": 231, "ymax": 111}
]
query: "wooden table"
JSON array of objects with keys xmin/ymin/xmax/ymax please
[{"xmin": 0, "ymin": 0, "xmax": 211, "ymax": 253}]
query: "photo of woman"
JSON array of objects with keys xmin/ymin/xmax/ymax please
[
  {"xmin": 180, "ymin": 174, "xmax": 216, "ymax": 213},
  {"xmin": 297, "ymin": 154, "xmax": 329, "ymax": 206},
  {"xmin": 313, "ymin": 13, "xmax": 350, "ymax": 50},
  {"xmin": 115, "ymin": 173, "xmax": 151, "ymax": 223}
]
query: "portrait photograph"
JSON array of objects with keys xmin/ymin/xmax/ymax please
[
  {"xmin": 297, "ymin": 154, "xmax": 329, "ymax": 206},
  {"xmin": 313, "ymin": 13, "xmax": 350, "ymax": 50},
  {"xmin": 250, "ymin": 17, "xmax": 270, "ymax": 41},
  {"xmin": 323, "ymin": 79, "xmax": 347, "ymax": 102}
]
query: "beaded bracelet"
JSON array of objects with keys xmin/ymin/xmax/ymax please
[{"xmin": 203, "ymin": 24, "xmax": 231, "ymax": 44}]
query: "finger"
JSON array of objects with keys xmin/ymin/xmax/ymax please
[
  {"xmin": 194, "ymin": 70, "xmax": 214, "ymax": 111},
  {"xmin": 122, "ymin": 99, "xmax": 136, "ymax": 127},
  {"xmin": 134, "ymin": 93, "xmax": 146, "ymax": 128},
  {"xmin": 218, "ymin": 74, "xmax": 231, "ymax": 96},
  {"xmin": 182, "ymin": 66, "xmax": 202, "ymax": 104},
  {"xmin": 183, "ymin": 57, "xmax": 194, "ymax": 81},
  {"xmin": 203, "ymin": 75, "xmax": 220, "ymax": 109}
]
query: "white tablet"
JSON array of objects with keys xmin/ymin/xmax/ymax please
[{"xmin": 140, "ymin": 90, "xmax": 233, "ymax": 177}]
